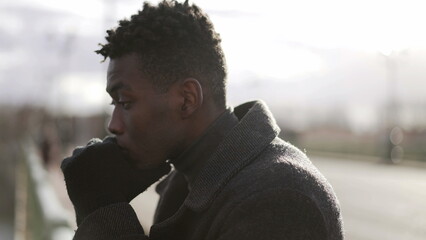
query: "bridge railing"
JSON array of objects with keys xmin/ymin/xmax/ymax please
[{"xmin": 14, "ymin": 141, "xmax": 74, "ymax": 240}]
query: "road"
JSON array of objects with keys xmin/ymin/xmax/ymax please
[{"xmin": 312, "ymin": 157, "xmax": 426, "ymax": 240}]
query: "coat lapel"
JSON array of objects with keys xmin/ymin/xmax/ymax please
[{"xmin": 184, "ymin": 100, "xmax": 280, "ymax": 211}]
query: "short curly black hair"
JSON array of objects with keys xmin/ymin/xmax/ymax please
[{"xmin": 96, "ymin": 0, "xmax": 227, "ymax": 108}]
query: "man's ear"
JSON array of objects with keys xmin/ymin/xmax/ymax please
[{"xmin": 179, "ymin": 78, "xmax": 203, "ymax": 118}]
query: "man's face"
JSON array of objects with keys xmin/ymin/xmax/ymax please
[{"xmin": 106, "ymin": 54, "xmax": 182, "ymax": 168}]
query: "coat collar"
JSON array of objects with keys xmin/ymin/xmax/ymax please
[
  {"xmin": 183, "ymin": 100, "xmax": 280, "ymax": 211},
  {"xmin": 171, "ymin": 108, "xmax": 239, "ymax": 189}
]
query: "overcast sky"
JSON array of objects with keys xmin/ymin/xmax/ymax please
[{"xmin": 1, "ymin": 0, "xmax": 425, "ymax": 130}]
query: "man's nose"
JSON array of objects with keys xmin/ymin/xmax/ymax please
[{"xmin": 107, "ymin": 109, "xmax": 124, "ymax": 135}]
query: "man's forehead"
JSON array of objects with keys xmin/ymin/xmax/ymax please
[
  {"xmin": 107, "ymin": 55, "xmax": 138, "ymax": 81},
  {"xmin": 108, "ymin": 54, "xmax": 139, "ymax": 71},
  {"xmin": 107, "ymin": 58, "xmax": 123, "ymax": 76},
  {"xmin": 106, "ymin": 65, "xmax": 133, "ymax": 93}
]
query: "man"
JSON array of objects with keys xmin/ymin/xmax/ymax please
[{"xmin": 61, "ymin": 0, "xmax": 344, "ymax": 239}]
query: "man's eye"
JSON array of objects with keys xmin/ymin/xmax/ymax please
[
  {"xmin": 121, "ymin": 102, "xmax": 131, "ymax": 109},
  {"xmin": 110, "ymin": 100, "xmax": 131, "ymax": 109}
]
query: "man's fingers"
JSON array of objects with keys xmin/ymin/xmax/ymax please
[
  {"xmin": 102, "ymin": 136, "xmax": 117, "ymax": 144},
  {"xmin": 61, "ymin": 157, "xmax": 73, "ymax": 171},
  {"xmin": 87, "ymin": 138, "xmax": 102, "ymax": 146},
  {"xmin": 72, "ymin": 147, "xmax": 85, "ymax": 156}
]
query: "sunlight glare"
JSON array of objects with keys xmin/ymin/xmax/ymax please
[{"xmin": 49, "ymin": 73, "xmax": 109, "ymax": 116}]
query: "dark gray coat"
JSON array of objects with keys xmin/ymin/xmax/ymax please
[{"xmin": 75, "ymin": 101, "xmax": 344, "ymax": 240}]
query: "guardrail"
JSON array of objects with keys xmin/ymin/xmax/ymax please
[{"xmin": 14, "ymin": 141, "xmax": 74, "ymax": 240}]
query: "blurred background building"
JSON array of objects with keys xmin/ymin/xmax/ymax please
[{"xmin": 1, "ymin": 0, "xmax": 425, "ymax": 239}]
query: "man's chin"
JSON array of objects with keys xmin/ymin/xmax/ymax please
[{"xmin": 120, "ymin": 149, "xmax": 141, "ymax": 166}]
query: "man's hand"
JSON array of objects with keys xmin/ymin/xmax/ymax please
[{"xmin": 61, "ymin": 136, "xmax": 171, "ymax": 225}]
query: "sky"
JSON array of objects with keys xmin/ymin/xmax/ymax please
[{"xmin": 1, "ymin": 0, "xmax": 425, "ymax": 131}]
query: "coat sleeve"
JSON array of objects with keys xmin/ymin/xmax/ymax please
[
  {"xmin": 73, "ymin": 202, "xmax": 149, "ymax": 240},
  {"xmin": 216, "ymin": 189, "xmax": 328, "ymax": 240}
]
